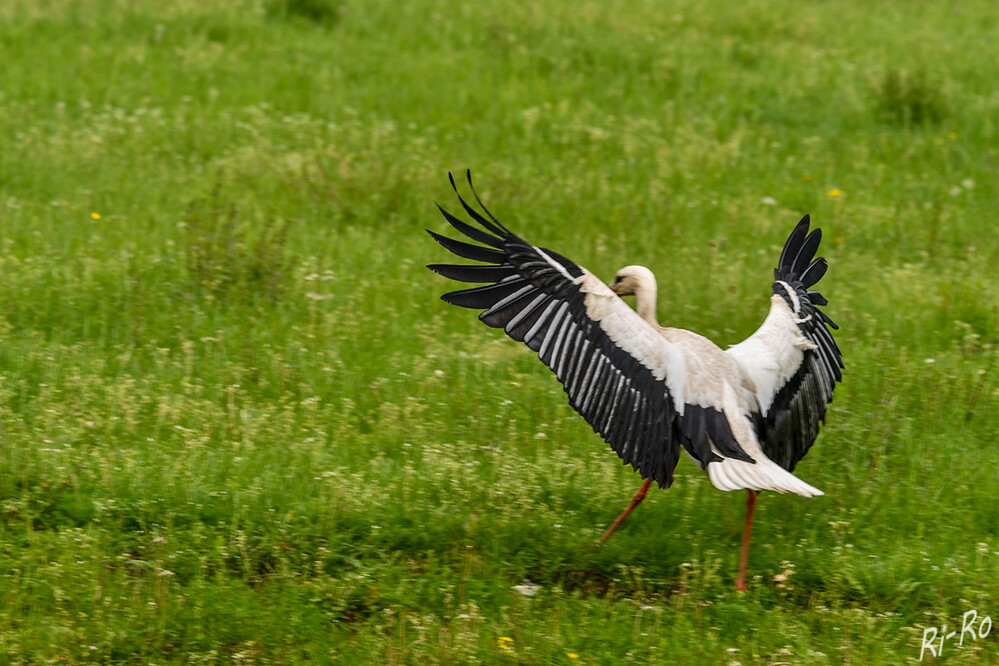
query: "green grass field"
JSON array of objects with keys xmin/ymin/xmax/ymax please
[{"xmin": 1, "ymin": 0, "xmax": 997, "ymax": 662}]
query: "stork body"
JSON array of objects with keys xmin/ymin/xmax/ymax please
[{"xmin": 428, "ymin": 172, "xmax": 843, "ymax": 589}]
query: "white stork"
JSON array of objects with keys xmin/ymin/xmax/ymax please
[{"xmin": 427, "ymin": 172, "xmax": 843, "ymax": 591}]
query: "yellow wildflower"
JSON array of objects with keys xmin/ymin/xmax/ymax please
[
  {"xmin": 827, "ymin": 189, "xmax": 843, "ymax": 197},
  {"xmin": 91, "ymin": 212, "xmax": 101, "ymax": 219},
  {"xmin": 567, "ymin": 653, "xmax": 580, "ymax": 659}
]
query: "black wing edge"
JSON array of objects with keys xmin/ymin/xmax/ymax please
[
  {"xmin": 426, "ymin": 170, "xmax": 585, "ymax": 311},
  {"xmin": 762, "ymin": 215, "xmax": 845, "ymax": 471},
  {"xmin": 772, "ymin": 215, "xmax": 844, "ymax": 378}
]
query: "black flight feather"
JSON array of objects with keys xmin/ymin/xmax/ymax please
[
  {"xmin": 427, "ymin": 229, "xmax": 506, "ymax": 264},
  {"xmin": 775, "ymin": 215, "xmax": 810, "ymax": 281},
  {"xmin": 436, "ymin": 204, "xmax": 505, "ymax": 249},
  {"xmin": 465, "ymin": 170, "xmax": 510, "ymax": 232},
  {"xmin": 427, "ymin": 263, "xmax": 520, "ymax": 283},
  {"xmin": 441, "ymin": 279, "xmax": 529, "ymax": 309},
  {"xmin": 758, "ymin": 214, "xmax": 844, "ymax": 473},
  {"xmin": 799, "ymin": 257, "xmax": 828, "ymax": 288},
  {"xmin": 790, "ymin": 229, "xmax": 823, "ymax": 278},
  {"xmin": 448, "ymin": 172, "xmax": 510, "ymax": 238}
]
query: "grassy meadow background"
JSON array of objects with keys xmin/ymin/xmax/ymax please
[{"xmin": 1, "ymin": 0, "xmax": 997, "ymax": 662}]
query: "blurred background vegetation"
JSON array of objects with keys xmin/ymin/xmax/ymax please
[{"xmin": 0, "ymin": 0, "xmax": 996, "ymax": 662}]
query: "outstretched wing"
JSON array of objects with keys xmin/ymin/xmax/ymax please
[
  {"xmin": 427, "ymin": 172, "xmax": 749, "ymax": 489},
  {"xmin": 726, "ymin": 215, "xmax": 844, "ymax": 472}
]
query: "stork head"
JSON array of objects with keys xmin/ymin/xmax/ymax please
[{"xmin": 610, "ymin": 265, "xmax": 656, "ymax": 296}]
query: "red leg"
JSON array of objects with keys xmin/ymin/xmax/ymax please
[
  {"xmin": 600, "ymin": 478, "xmax": 652, "ymax": 543},
  {"xmin": 735, "ymin": 489, "xmax": 758, "ymax": 592}
]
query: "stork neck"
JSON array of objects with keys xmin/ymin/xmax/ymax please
[{"xmin": 635, "ymin": 283, "xmax": 659, "ymax": 326}]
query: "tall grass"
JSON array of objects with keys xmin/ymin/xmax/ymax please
[{"xmin": 0, "ymin": 0, "xmax": 997, "ymax": 663}]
